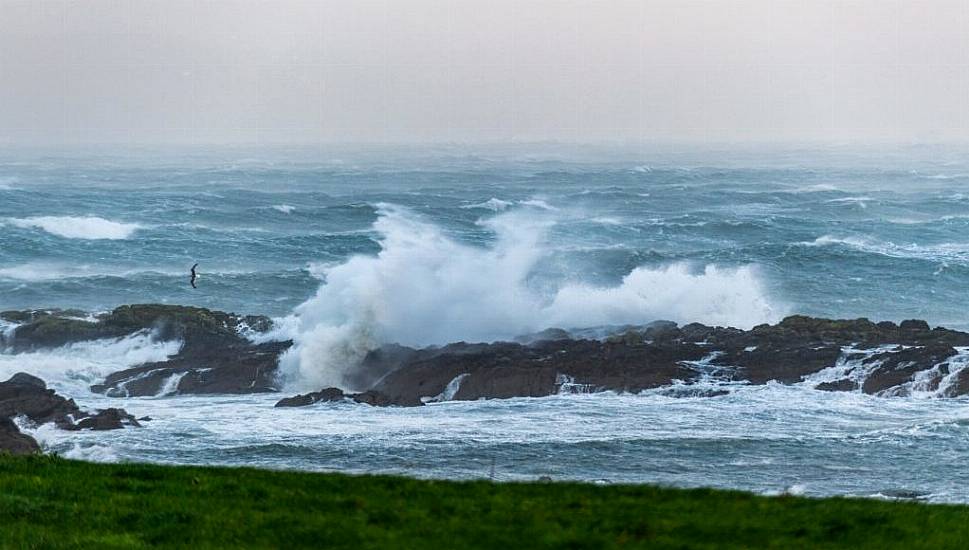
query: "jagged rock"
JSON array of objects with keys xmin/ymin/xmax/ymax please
[
  {"xmin": 0, "ymin": 417, "xmax": 40, "ymax": 455},
  {"xmin": 4, "ymin": 304, "xmax": 273, "ymax": 353},
  {"xmin": 352, "ymin": 390, "xmax": 423, "ymax": 407},
  {"xmin": 275, "ymin": 388, "xmax": 346, "ymax": 407},
  {"xmin": 861, "ymin": 345, "xmax": 957, "ymax": 395},
  {"xmin": 0, "ymin": 373, "xmax": 83, "ymax": 426},
  {"xmin": 69, "ymin": 408, "xmax": 141, "ymax": 431},
  {"xmin": 0, "ymin": 373, "xmax": 137, "ymax": 431},
  {"xmin": 815, "ymin": 379, "xmax": 859, "ymax": 392},
  {"xmin": 372, "ymin": 339, "xmax": 705, "ymax": 405},
  {"xmin": 6, "ymin": 372, "xmax": 46, "ymax": 389},
  {"xmin": 92, "ymin": 340, "xmax": 289, "ymax": 396},
  {"xmin": 514, "ymin": 328, "xmax": 572, "ymax": 345}
]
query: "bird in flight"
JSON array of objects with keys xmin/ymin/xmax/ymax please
[{"xmin": 190, "ymin": 263, "xmax": 199, "ymax": 289}]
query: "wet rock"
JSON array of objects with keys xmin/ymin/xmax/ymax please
[
  {"xmin": 351, "ymin": 390, "xmax": 422, "ymax": 407},
  {"xmin": 91, "ymin": 340, "xmax": 289, "ymax": 397},
  {"xmin": 899, "ymin": 319, "xmax": 931, "ymax": 332},
  {"xmin": 815, "ymin": 379, "xmax": 859, "ymax": 392},
  {"xmin": 275, "ymin": 388, "xmax": 346, "ymax": 407},
  {"xmin": 5, "ymin": 304, "xmax": 273, "ymax": 353},
  {"xmin": 0, "ymin": 373, "xmax": 138, "ymax": 431},
  {"xmin": 0, "ymin": 417, "xmax": 40, "ymax": 455},
  {"xmin": 861, "ymin": 345, "xmax": 958, "ymax": 395},
  {"xmin": 373, "ymin": 339, "xmax": 705, "ymax": 405},
  {"xmin": 657, "ymin": 387, "xmax": 730, "ymax": 398},
  {"xmin": 6, "ymin": 372, "xmax": 46, "ymax": 389},
  {"xmin": 70, "ymin": 408, "xmax": 141, "ymax": 431},
  {"xmin": 0, "ymin": 373, "xmax": 83, "ymax": 426},
  {"xmin": 642, "ymin": 320, "xmax": 681, "ymax": 342},
  {"xmin": 514, "ymin": 328, "xmax": 572, "ymax": 345}
]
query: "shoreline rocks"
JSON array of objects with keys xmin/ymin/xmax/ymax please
[
  {"xmin": 8, "ymin": 304, "xmax": 969, "ymax": 408},
  {"xmin": 1, "ymin": 304, "xmax": 288, "ymax": 397},
  {"xmin": 0, "ymin": 372, "xmax": 142, "ymax": 454}
]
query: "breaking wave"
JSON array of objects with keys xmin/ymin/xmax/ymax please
[
  {"xmin": 6, "ymin": 216, "xmax": 141, "ymax": 239},
  {"xmin": 275, "ymin": 204, "xmax": 784, "ymax": 391},
  {"xmin": 802, "ymin": 235, "xmax": 969, "ymax": 265},
  {"xmin": 0, "ymin": 331, "xmax": 182, "ymax": 396}
]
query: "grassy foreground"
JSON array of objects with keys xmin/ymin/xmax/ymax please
[{"xmin": 1, "ymin": 456, "xmax": 968, "ymax": 549}]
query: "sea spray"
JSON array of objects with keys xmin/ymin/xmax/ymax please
[
  {"xmin": 0, "ymin": 330, "xmax": 182, "ymax": 396},
  {"xmin": 277, "ymin": 204, "xmax": 784, "ymax": 391}
]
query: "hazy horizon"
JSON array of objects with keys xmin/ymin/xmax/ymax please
[{"xmin": 2, "ymin": 0, "xmax": 968, "ymax": 146}]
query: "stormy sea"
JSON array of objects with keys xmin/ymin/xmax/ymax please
[{"xmin": 3, "ymin": 143, "xmax": 969, "ymax": 503}]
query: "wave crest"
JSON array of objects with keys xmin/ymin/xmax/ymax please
[{"xmin": 6, "ymin": 216, "xmax": 141, "ymax": 239}]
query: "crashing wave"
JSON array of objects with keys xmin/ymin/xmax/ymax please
[
  {"xmin": 275, "ymin": 204, "xmax": 784, "ymax": 391},
  {"xmin": 0, "ymin": 330, "xmax": 182, "ymax": 396}
]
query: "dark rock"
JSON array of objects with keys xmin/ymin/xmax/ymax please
[
  {"xmin": 0, "ymin": 417, "xmax": 40, "ymax": 455},
  {"xmin": 899, "ymin": 319, "xmax": 931, "ymax": 332},
  {"xmin": 137, "ymin": 416, "xmax": 152, "ymax": 422},
  {"xmin": 642, "ymin": 320, "xmax": 681, "ymax": 342},
  {"xmin": 6, "ymin": 304, "xmax": 273, "ymax": 353},
  {"xmin": 862, "ymin": 345, "xmax": 957, "ymax": 395},
  {"xmin": 0, "ymin": 377, "xmax": 83, "ymax": 426},
  {"xmin": 70, "ymin": 408, "xmax": 141, "ymax": 431},
  {"xmin": 91, "ymin": 340, "xmax": 289, "ymax": 396},
  {"xmin": 815, "ymin": 379, "xmax": 858, "ymax": 392},
  {"xmin": 275, "ymin": 387, "xmax": 346, "ymax": 407},
  {"xmin": 351, "ymin": 390, "xmax": 423, "ymax": 407},
  {"xmin": 373, "ymin": 338, "xmax": 705, "ymax": 405},
  {"xmin": 514, "ymin": 328, "xmax": 572, "ymax": 345},
  {"xmin": 453, "ymin": 366, "xmax": 559, "ymax": 400},
  {"xmin": 5, "ymin": 372, "xmax": 46, "ymax": 389},
  {"xmin": 0, "ymin": 375, "xmax": 138, "ymax": 431}
]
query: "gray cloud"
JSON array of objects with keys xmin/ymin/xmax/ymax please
[{"xmin": 1, "ymin": 0, "xmax": 967, "ymax": 144}]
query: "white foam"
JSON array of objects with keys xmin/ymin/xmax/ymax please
[
  {"xmin": 519, "ymin": 198, "xmax": 558, "ymax": 211},
  {"xmin": 276, "ymin": 204, "xmax": 784, "ymax": 391},
  {"xmin": 0, "ymin": 330, "xmax": 182, "ymax": 396},
  {"xmin": 273, "ymin": 204, "xmax": 296, "ymax": 214},
  {"xmin": 6, "ymin": 216, "xmax": 141, "ymax": 239},
  {"xmin": 802, "ymin": 235, "xmax": 969, "ymax": 265},
  {"xmin": 461, "ymin": 198, "xmax": 512, "ymax": 212},
  {"xmin": 802, "ymin": 345, "xmax": 901, "ymax": 389},
  {"xmin": 826, "ymin": 196, "xmax": 873, "ymax": 207},
  {"xmin": 899, "ymin": 348, "xmax": 969, "ymax": 398},
  {"xmin": 157, "ymin": 371, "xmax": 188, "ymax": 397},
  {"xmin": 426, "ymin": 373, "xmax": 470, "ymax": 403}
]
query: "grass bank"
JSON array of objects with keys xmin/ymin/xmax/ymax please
[{"xmin": 0, "ymin": 455, "xmax": 967, "ymax": 548}]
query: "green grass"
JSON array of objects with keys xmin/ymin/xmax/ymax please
[{"xmin": 1, "ymin": 456, "xmax": 968, "ymax": 549}]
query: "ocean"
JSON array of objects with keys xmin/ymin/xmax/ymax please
[{"xmin": 3, "ymin": 143, "xmax": 969, "ymax": 502}]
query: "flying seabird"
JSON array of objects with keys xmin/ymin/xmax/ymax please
[{"xmin": 190, "ymin": 263, "xmax": 199, "ymax": 289}]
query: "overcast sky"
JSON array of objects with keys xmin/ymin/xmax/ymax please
[{"xmin": 1, "ymin": 0, "xmax": 967, "ymax": 145}]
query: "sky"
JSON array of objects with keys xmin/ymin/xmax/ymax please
[{"xmin": 1, "ymin": 0, "xmax": 967, "ymax": 145}]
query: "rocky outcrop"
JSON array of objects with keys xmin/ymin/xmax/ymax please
[
  {"xmin": 0, "ymin": 417, "xmax": 40, "ymax": 455},
  {"xmin": 1, "ymin": 304, "xmax": 288, "ymax": 397},
  {"xmin": 69, "ymin": 408, "xmax": 140, "ymax": 431},
  {"xmin": 11, "ymin": 304, "xmax": 969, "ymax": 407},
  {"xmin": 369, "ymin": 338, "xmax": 707, "ymax": 405},
  {"xmin": 275, "ymin": 388, "xmax": 345, "ymax": 407},
  {"xmin": 348, "ymin": 316, "xmax": 969, "ymax": 404},
  {"xmin": 274, "ymin": 387, "xmax": 422, "ymax": 408},
  {"xmin": 91, "ymin": 340, "xmax": 289, "ymax": 397},
  {"xmin": 0, "ymin": 373, "xmax": 138, "ymax": 431},
  {"xmin": 1, "ymin": 304, "xmax": 272, "ymax": 354}
]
